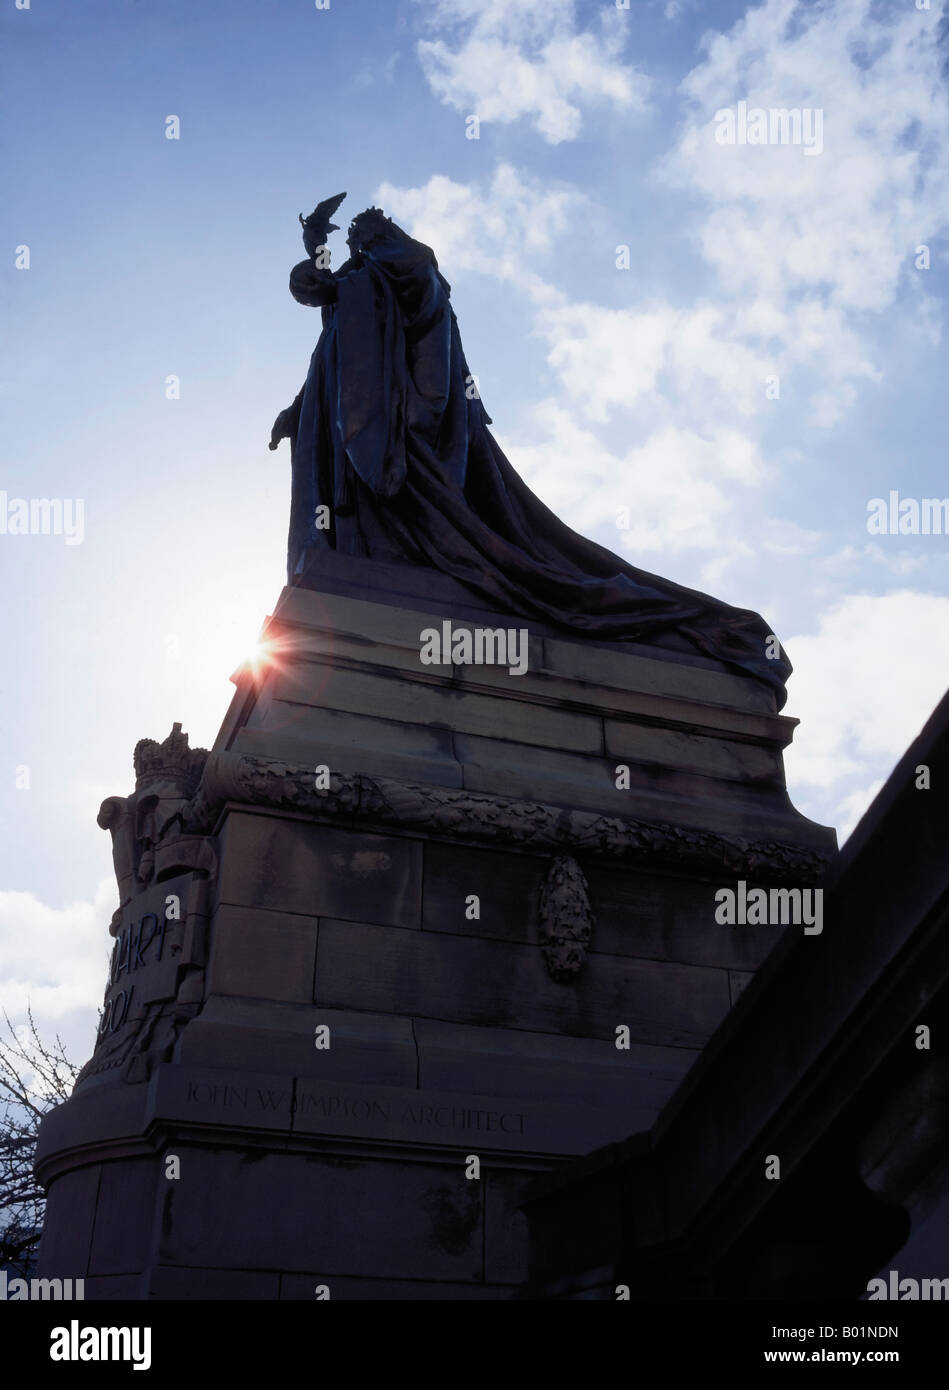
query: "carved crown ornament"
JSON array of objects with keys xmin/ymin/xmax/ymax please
[
  {"xmin": 97, "ymin": 725, "xmax": 213, "ymax": 928},
  {"xmin": 132, "ymin": 721, "xmax": 208, "ymax": 795}
]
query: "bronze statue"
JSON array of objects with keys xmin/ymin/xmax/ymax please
[{"xmin": 271, "ymin": 194, "xmax": 791, "ymax": 706}]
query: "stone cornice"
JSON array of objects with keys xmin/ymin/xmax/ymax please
[{"xmin": 189, "ymin": 751, "xmax": 833, "ymax": 883}]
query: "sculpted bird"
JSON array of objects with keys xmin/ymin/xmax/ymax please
[{"xmin": 298, "ymin": 191, "xmax": 347, "ymax": 258}]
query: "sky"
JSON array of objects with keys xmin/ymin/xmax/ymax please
[{"xmin": 2, "ymin": 0, "xmax": 949, "ymax": 1064}]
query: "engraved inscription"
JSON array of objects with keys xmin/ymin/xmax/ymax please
[
  {"xmin": 181, "ymin": 1081, "xmax": 527, "ymax": 1135},
  {"xmin": 297, "ymin": 1091, "xmax": 526, "ymax": 1135}
]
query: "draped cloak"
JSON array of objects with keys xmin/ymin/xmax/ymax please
[{"xmin": 285, "ymin": 236, "xmax": 791, "ymax": 708}]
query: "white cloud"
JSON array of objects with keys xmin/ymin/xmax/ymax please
[
  {"xmin": 376, "ymin": 164, "xmax": 581, "ymax": 290},
  {"xmin": 662, "ymin": 0, "xmax": 949, "ymax": 390},
  {"xmin": 784, "ymin": 592, "xmax": 949, "ymax": 802},
  {"xmin": 0, "ymin": 877, "xmax": 113, "ymax": 1066},
  {"xmin": 382, "ymin": 2, "xmax": 949, "ymax": 611},
  {"xmin": 414, "ymin": 0, "xmax": 648, "ymax": 142},
  {"xmin": 664, "ymin": 0, "xmax": 698, "ymax": 19},
  {"xmin": 501, "ymin": 404, "xmax": 766, "ymax": 559},
  {"xmin": 759, "ymin": 518, "xmax": 822, "ymax": 557},
  {"xmin": 386, "ymin": 0, "xmax": 949, "ymax": 447},
  {"xmin": 376, "ymin": 163, "xmax": 871, "ymax": 577},
  {"xmin": 821, "ymin": 543, "xmax": 932, "ymax": 579},
  {"xmin": 536, "ymin": 299, "xmax": 672, "ymax": 422},
  {"xmin": 614, "ymin": 424, "xmax": 766, "ymax": 553}
]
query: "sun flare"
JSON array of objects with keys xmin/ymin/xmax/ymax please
[{"xmin": 238, "ymin": 634, "xmax": 281, "ymax": 680}]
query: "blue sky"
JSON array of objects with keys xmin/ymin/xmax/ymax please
[{"xmin": 2, "ymin": 0, "xmax": 949, "ymax": 1059}]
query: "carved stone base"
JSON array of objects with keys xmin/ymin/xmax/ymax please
[{"xmin": 35, "ymin": 557, "xmax": 835, "ymax": 1298}]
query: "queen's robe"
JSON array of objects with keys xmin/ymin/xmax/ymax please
[{"xmin": 283, "ymin": 235, "xmax": 791, "ymax": 707}]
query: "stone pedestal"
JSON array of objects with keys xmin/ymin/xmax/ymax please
[{"xmin": 35, "ymin": 553, "xmax": 835, "ymax": 1299}]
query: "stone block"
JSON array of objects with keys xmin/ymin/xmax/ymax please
[
  {"xmin": 262, "ymin": 613, "xmax": 447, "ymax": 678},
  {"xmin": 604, "ymin": 718, "xmax": 781, "ymax": 784},
  {"xmin": 289, "ymin": 1073, "xmax": 622, "ymax": 1154},
  {"xmin": 275, "ymin": 583, "xmax": 468, "ymax": 652},
  {"xmin": 314, "ymin": 919, "xmax": 732, "ymax": 1048},
  {"xmin": 216, "ymin": 812, "xmax": 422, "ymax": 929},
  {"xmin": 541, "ymin": 633, "xmax": 776, "ymax": 713},
  {"xmin": 149, "ymin": 1065, "xmax": 295, "ymax": 1134},
  {"xmin": 456, "ymin": 736, "xmax": 793, "ymax": 830},
  {"xmin": 232, "ymin": 721, "xmax": 463, "ymax": 788},
  {"xmin": 459, "ymin": 651, "xmax": 786, "ymax": 752},
  {"xmin": 34, "ymin": 1083, "xmax": 148, "ymax": 1174},
  {"xmin": 586, "ymin": 865, "xmax": 778, "ymax": 973},
  {"xmin": 454, "ymin": 733, "xmax": 617, "ymax": 813},
  {"xmin": 207, "ymin": 904, "xmax": 318, "ymax": 1002},
  {"xmin": 484, "ymin": 1170, "xmax": 532, "ymax": 1285},
  {"xmin": 263, "ymin": 663, "xmax": 603, "ymax": 755},
  {"xmin": 435, "ymin": 628, "xmax": 546, "ymax": 684},
  {"xmin": 414, "ymin": 1017, "xmax": 696, "ymax": 1119},
  {"xmin": 244, "ymin": 695, "xmax": 454, "ymax": 761},
  {"xmin": 155, "ymin": 1147, "xmax": 486, "ymax": 1282},
  {"xmin": 36, "ymin": 1165, "xmax": 101, "ymax": 1278},
  {"xmin": 177, "ymin": 998, "xmax": 418, "ymax": 1087},
  {"xmin": 421, "ymin": 841, "xmax": 546, "ymax": 944},
  {"xmin": 88, "ymin": 1157, "xmax": 161, "ymax": 1277}
]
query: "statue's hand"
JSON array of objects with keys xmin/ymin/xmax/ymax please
[
  {"xmin": 289, "ymin": 258, "xmax": 339, "ymax": 308},
  {"xmin": 302, "ymin": 225, "xmax": 329, "ymax": 260},
  {"xmin": 269, "ymin": 406, "xmax": 297, "ymax": 451}
]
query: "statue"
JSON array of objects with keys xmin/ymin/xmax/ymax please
[{"xmin": 270, "ymin": 194, "xmax": 792, "ymax": 707}]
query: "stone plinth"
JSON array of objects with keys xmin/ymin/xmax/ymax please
[{"xmin": 35, "ymin": 553, "xmax": 835, "ymax": 1299}]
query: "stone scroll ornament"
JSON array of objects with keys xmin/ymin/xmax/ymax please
[{"xmin": 539, "ymin": 856, "xmax": 595, "ymax": 983}]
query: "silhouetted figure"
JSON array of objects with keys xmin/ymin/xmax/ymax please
[{"xmin": 271, "ymin": 196, "xmax": 791, "ymax": 705}]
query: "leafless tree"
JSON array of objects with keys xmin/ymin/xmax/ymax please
[{"xmin": 0, "ymin": 1007, "xmax": 79, "ymax": 1275}]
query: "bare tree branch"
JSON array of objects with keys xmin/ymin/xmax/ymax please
[{"xmin": 0, "ymin": 1004, "xmax": 80, "ymax": 1275}]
